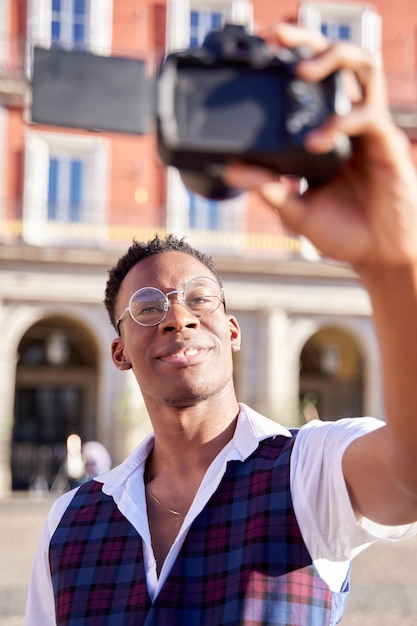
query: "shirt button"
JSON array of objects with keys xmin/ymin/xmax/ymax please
[{"xmin": 148, "ymin": 557, "xmax": 156, "ymax": 568}]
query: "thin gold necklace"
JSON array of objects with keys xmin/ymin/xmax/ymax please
[{"xmin": 145, "ymin": 465, "xmax": 184, "ymax": 517}]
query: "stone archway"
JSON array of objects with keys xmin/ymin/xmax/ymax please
[
  {"xmin": 12, "ymin": 316, "xmax": 98, "ymax": 491},
  {"xmin": 299, "ymin": 326, "xmax": 364, "ymax": 423}
]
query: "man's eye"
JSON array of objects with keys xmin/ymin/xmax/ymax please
[
  {"xmin": 188, "ymin": 295, "xmax": 214, "ymax": 307},
  {"xmin": 135, "ymin": 303, "xmax": 164, "ymax": 316}
]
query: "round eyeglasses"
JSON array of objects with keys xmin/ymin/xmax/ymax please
[{"xmin": 116, "ymin": 276, "xmax": 225, "ymax": 334}]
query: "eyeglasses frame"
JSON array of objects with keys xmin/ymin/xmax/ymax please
[{"xmin": 116, "ymin": 275, "xmax": 225, "ymax": 335}]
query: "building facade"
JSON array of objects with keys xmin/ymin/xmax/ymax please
[{"xmin": 0, "ymin": 0, "xmax": 415, "ymax": 493}]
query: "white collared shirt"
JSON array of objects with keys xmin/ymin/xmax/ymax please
[{"xmin": 24, "ymin": 404, "xmax": 417, "ymax": 625}]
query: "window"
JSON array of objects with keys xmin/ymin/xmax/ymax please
[
  {"xmin": 22, "ymin": 132, "xmax": 109, "ymax": 245},
  {"xmin": 28, "ymin": 0, "xmax": 113, "ymax": 55},
  {"xmin": 166, "ymin": 0, "xmax": 252, "ymax": 237},
  {"xmin": 165, "ymin": 169, "xmax": 245, "ymax": 244},
  {"xmin": 167, "ymin": 0, "xmax": 252, "ymax": 233},
  {"xmin": 192, "ymin": 192, "xmax": 244, "ymax": 234},
  {"xmin": 51, "ymin": 0, "xmax": 90, "ymax": 50},
  {"xmin": 321, "ymin": 22, "xmax": 351, "ymax": 41},
  {"xmin": 189, "ymin": 192, "xmax": 220, "ymax": 230},
  {"xmin": 299, "ymin": 2, "xmax": 381, "ymax": 54},
  {"xmin": 166, "ymin": 0, "xmax": 252, "ymax": 52},
  {"xmin": 47, "ymin": 155, "xmax": 85, "ymax": 222},
  {"xmin": 190, "ymin": 9, "xmax": 223, "ymax": 47}
]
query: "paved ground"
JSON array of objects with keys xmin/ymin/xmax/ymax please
[{"xmin": 2, "ymin": 494, "xmax": 417, "ymax": 625}]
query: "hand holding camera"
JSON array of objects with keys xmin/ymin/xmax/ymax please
[
  {"xmin": 223, "ymin": 22, "xmax": 417, "ymax": 275},
  {"xmin": 157, "ymin": 23, "xmax": 351, "ymax": 199}
]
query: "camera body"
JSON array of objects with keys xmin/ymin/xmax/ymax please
[{"xmin": 157, "ymin": 24, "xmax": 351, "ymax": 199}]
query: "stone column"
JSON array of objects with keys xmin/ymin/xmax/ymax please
[
  {"xmin": 259, "ymin": 308, "xmax": 299, "ymax": 426},
  {"xmin": 0, "ymin": 345, "xmax": 17, "ymax": 495}
]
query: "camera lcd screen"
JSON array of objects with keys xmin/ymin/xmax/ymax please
[{"xmin": 174, "ymin": 66, "xmax": 286, "ymax": 152}]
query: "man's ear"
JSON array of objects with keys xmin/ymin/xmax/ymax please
[
  {"xmin": 111, "ymin": 337, "xmax": 132, "ymax": 370},
  {"xmin": 228, "ymin": 315, "xmax": 241, "ymax": 353}
]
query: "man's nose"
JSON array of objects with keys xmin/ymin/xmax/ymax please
[{"xmin": 158, "ymin": 299, "xmax": 199, "ymax": 331}]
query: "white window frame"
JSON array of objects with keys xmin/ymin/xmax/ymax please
[
  {"xmin": 22, "ymin": 131, "xmax": 110, "ymax": 246},
  {"xmin": 299, "ymin": 2, "xmax": 381, "ymax": 55},
  {"xmin": 166, "ymin": 0, "xmax": 253, "ymax": 52},
  {"xmin": 165, "ymin": 0, "xmax": 252, "ymax": 238},
  {"xmin": 27, "ymin": 0, "xmax": 113, "ymax": 55}
]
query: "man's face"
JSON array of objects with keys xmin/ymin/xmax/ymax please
[{"xmin": 111, "ymin": 251, "xmax": 241, "ymax": 409}]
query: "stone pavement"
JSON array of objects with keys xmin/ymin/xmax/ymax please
[{"xmin": 2, "ymin": 494, "xmax": 417, "ymax": 625}]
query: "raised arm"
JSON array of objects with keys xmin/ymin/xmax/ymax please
[{"xmin": 224, "ymin": 23, "xmax": 417, "ymax": 526}]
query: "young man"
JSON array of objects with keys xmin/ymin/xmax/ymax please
[{"xmin": 25, "ymin": 24, "xmax": 417, "ymax": 626}]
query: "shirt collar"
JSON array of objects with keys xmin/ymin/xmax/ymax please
[
  {"xmin": 232, "ymin": 403, "xmax": 292, "ymax": 460},
  {"xmin": 98, "ymin": 403, "xmax": 292, "ymax": 495}
]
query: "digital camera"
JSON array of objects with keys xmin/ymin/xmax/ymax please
[{"xmin": 157, "ymin": 24, "xmax": 351, "ymax": 200}]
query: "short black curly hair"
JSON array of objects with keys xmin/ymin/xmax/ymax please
[{"xmin": 104, "ymin": 233, "xmax": 223, "ymax": 330}]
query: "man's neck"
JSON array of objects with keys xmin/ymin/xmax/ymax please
[{"xmin": 145, "ymin": 393, "xmax": 240, "ymax": 477}]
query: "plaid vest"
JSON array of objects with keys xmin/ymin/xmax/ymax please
[{"xmin": 49, "ymin": 433, "xmax": 350, "ymax": 625}]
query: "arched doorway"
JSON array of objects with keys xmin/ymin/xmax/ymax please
[
  {"xmin": 11, "ymin": 317, "xmax": 98, "ymax": 490},
  {"xmin": 299, "ymin": 326, "xmax": 364, "ymax": 423}
]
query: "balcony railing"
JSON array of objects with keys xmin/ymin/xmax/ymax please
[{"xmin": 0, "ymin": 217, "xmax": 301, "ymax": 258}]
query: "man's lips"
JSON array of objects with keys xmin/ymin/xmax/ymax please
[{"xmin": 156, "ymin": 345, "xmax": 210, "ymax": 365}]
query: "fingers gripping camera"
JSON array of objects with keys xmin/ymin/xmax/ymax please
[{"xmin": 157, "ymin": 24, "xmax": 351, "ymax": 200}]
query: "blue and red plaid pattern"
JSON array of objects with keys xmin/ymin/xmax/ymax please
[{"xmin": 49, "ymin": 433, "xmax": 350, "ymax": 625}]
